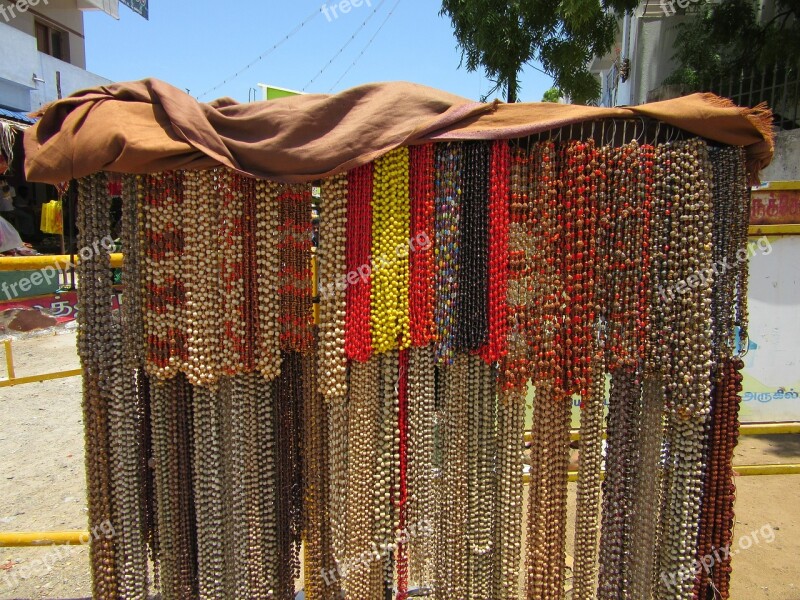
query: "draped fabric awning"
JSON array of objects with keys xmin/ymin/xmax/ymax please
[{"xmin": 23, "ymin": 78, "xmax": 775, "ymax": 185}]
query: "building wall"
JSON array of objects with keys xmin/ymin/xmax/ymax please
[
  {"xmin": 0, "ymin": 1, "xmax": 110, "ymax": 112},
  {"xmin": 760, "ymin": 130, "xmax": 800, "ymax": 182}
]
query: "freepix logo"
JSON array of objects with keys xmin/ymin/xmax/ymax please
[
  {"xmin": 660, "ymin": 0, "xmax": 702, "ymax": 16},
  {"xmin": 0, "ymin": 0, "xmax": 49, "ymax": 23},
  {"xmin": 321, "ymin": 0, "xmax": 372, "ymax": 23}
]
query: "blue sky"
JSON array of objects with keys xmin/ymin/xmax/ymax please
[{"xmin": 84, "ymin": 0, "xmax": 554, "ymax": 103}]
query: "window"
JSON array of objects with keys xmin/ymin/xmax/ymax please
[{"xmin": 34, "ymin": 21, "xmax": 70, "ymax": 63}]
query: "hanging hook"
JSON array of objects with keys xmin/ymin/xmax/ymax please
[{"xmin": 654, "ymin": 121, "xmax": 662, "ymax": 146}]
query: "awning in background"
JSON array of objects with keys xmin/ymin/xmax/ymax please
[{"xmin": 23, "ymin": 78, "xmax": 774, "ymax": 185}]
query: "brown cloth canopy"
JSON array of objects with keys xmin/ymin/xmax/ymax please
[{"xmin": 23, "ymin": 78, "xmax": 774, "ymax": 185}]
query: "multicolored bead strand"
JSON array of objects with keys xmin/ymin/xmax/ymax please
[{"xmin": 433, "ymin": 143, "xmax": 462, "ymax": 364}]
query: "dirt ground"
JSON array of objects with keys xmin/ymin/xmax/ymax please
[{"xmin": 0, "ymin": 330, "xmax": 798, "ymax": 599}]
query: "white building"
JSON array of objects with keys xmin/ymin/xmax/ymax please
[
  {"xmin": 590, "ymin": 0, "xmax": 796, "ymax": 122},
  {"xmin": 0, "ymin": 0, "xmax": 118, "ymax": 113}
]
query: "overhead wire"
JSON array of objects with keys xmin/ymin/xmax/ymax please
[
  {"xmin": 302, "ymin": 0, "xmax": 388, "ymax": 91},
  {"xmin": 327, "ymin": 0, "xmax": 403, "ymax": 93},
  {"xmin": 198, "ymin": 8, "xmax": 320, "ymax": 100}
]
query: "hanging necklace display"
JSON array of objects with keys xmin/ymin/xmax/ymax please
[{"xmin": 70, "ymin": 114, "xmax": 760, "ymax": 600}]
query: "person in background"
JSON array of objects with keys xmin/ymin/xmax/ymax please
[
  {"xmin": 12, "ymin": 186, "xmax": 41, "ymax": 241},
  {"xmin": 0, "ymin": 176, "xmax": 15, "ymax": 219}
]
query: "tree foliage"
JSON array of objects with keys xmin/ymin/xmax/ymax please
[
  {"xmin": 440, "ymin": 0, "xmax": 639, "ymax": 104},
  {"xmin": 542, "ymin": 87, "xmax": 562, "ymax": 102},
  {"xmin": 665, "ymin": 0, "xmax": 800, "ymax": 88}
]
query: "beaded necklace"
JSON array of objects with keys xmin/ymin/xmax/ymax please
[
  {"xmin": 455, "ymin": 141, "xmax": 490, "ymax": 352},
  {"xmin": 480, "ymin": 140, "xmax": 511, "ymax": 364},
  {"xmin": 345, "ymin": 163, "xmax": 374, "ymax": 361},
  {"xmin": 371, "ymin": 148, "xmax": 411, "ymax": 353},
  {"xmin": 409, "ymin": 144, "xmax": 436, "ymax": 348},
  {"xmin": 433, "ymin": 143, "xmax": 462, "ymax": 364},
  {"xmin": 77, "ymin": 173, "xmax": 120, "ymax": 599}
]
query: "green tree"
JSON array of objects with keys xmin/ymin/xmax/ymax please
[
  {"xmin": 440, "ymin": 0, "xmax": 639, "ymax": 104},
  {"xmin": 542, "ymin": 87, "xmax": 562, "ymax": 102},
  {"xmin": 665, "ymin": 0, "xmax": 800, "ymax": 88}
]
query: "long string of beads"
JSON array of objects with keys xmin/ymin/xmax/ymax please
[
  {"xmin": 303, "ymin": 345, "xmax": 343, "ymax": 600},
  {"xmin": 345, "ymin": 163, "xmax": 374, "ymax": 361},
  {"xmin": 218, "ymin": 170, "xmax": 248, "ymax": 375},
  {"xmin": 465, "ymin": 355, "xmax": 497, "ymax": 598},
  {"xmin": 433, "ymin": 143, "xmax": 463, "ymax": 364},
  {"xmin": 603, "ymin": 141, "xmax": 646, "ymax": 369},
  {"xmin": 316, "ymin": 175, "xmax": 348, "ymax": 576},
  {"xmin": 76, "ymin": 173, "xmax": 118, "ymax": 599},
  {"xmin": 455, "ymin": 141, "xmax": 490, "ymax": 352},
  {"xmin": 708, "ymin": 358, "xmax": 744, "ymax": 599},
  {"xmin": 273, "ymin": 352, "xmax": 306, "ymax": 597},
  {"xmin": 376, "ymin": 350, "xmax": 400, "ymax": 595},
  {"xmin": 480, "ymin": 140, "xmax": 511, "ymax": 364},
  {"xmin": 190, "ymin": 384, "xmax": 226, "ymax": 598},
  {"xmin": 409, "ymin": 144, "xmax": 436, "ymax": 347},
  {"xmin": 525, "ymin": 383, "xmax": 572, "ymax": 600},
  {"xmin": 527, "ymin": 141, "xmax": 560, "ymax": 388},
  {"xmin": 396, "ymin": 349, "xmax": 410, "ymax": 600},
  {"xmin": 371, "ymin": 148, "xmax": 411, "ymax": 353},
  {"xmin": 406, "ymin": 345, "xmax": 436, "ymax": 591},
  {"xmin": 344, "ymin": 357, "xmax": 384, "ymax": 599},
  {"xmin": 254, "ymin": 179, "xmax": 283, "ymax": 380},
  {"xmin": 182, "ymin": 169, "xmax": 222, "ymax": 386},
  {"xmin": 572, "ymin": 353, "xmax": 607, "ymax": 600},
  {"xmin": 435, "ymin": 355, "xmax": 469, "ymax": 600},
  {"xmin": 597, "ymin": 368, "xmax": 642, "ymax": 600},
  {"xmin": 561, "ymin": 139, "xmax": 598, "ymax": 394},
  {"xmin": 141, "ymin": 171, "xmax": 187, "ymax": 379},
  {"xmin": 501, "ymin": 146, "xmax": 532, "ymax": 389},
  {"xmin": 317, "ymin": 175, "xmax": 348, "ymax": 572},
  {"xmin": 708, "ymin": 146, "xmax": 751, "ymax": 360},
  {"xmin": 656, "ymin": 139, "xmax": 715, "ymax": 600},
  {"xmin": 694, "ymin": 146, "xmax": 750, "ymax": 600},
  {"xmin": 493, "ymin": 380, "xmax": 525, "ymax": 599},
  {"xmin": 318, "ymin": 173, "xmax": 349, "ymax": 398},
  {"xmin": 110, "ymin": 174, "xmax": 150, "ymax": 598},
  {"xmin": 568, "ymin": 140, "xmax": 603, "ymax": 600},
  {"xmin": 278, "ymin": 184, "xmax": 315, "ymax": 352},
  {"xmin": 150, "ymin": 375, "xmax": 197, "ymax": 599},
  {"xmin": 627, "ymin": 376, "xmax": 667, "ymax": 600}
]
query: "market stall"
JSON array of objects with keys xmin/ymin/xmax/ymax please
[{"xmin": 23, "ymin": 79, "xmax": 773, "ymax": 600}]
